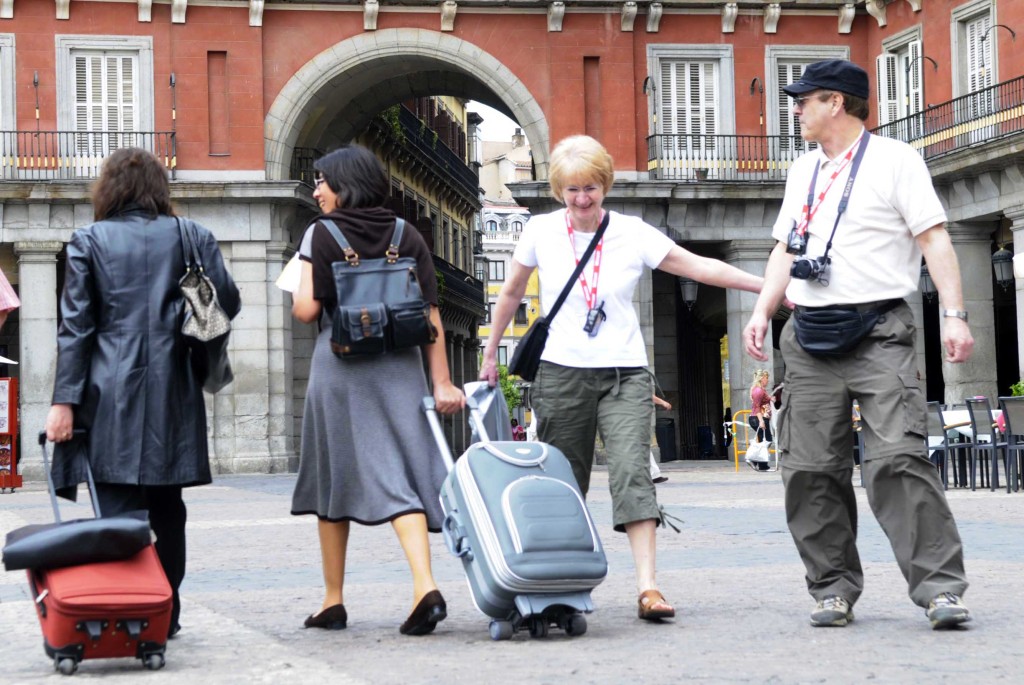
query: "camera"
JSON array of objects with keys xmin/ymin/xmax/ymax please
[{"xmin": 790, "ymin": 255, "xmax": 830, "ymax": 285}]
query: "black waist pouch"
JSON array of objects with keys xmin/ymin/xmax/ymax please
[{"xmin": 792, "ymin": 300, "xmax": 901, "ymax": 357}]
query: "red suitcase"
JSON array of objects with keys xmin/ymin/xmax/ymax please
[
  {"xmin": 29, "ymin": 546, "xmax": 172, "ymax": 674},
  {"xmin": 23, "ymin": 433, "xmax": 172, "ymax": 675}
]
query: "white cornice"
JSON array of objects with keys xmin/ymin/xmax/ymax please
[
  {"xmin": 621, "ymin": 1, "xmax": 636, "ymax": 32},
  {"xmin": 249, "ymin": 0, "xmax": 264, "ymax": 26}
]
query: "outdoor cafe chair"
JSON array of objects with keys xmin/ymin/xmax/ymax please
[
  {"xmin": 965, "ymin": 397, "xmax": 1006, "ymax": 492},
  {"xmin": 997, "ymin": 396, "xmax": 1024, "ymax": 493},
  {"xmin": 925, "ymin": 401, "xmax": 955, "ymax": 489}
]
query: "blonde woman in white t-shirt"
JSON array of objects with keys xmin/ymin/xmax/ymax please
[{"xmin": 480, "ymin": 135, "xmax": 762, "ymax": 623}]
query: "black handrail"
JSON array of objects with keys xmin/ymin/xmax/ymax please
[
  {"xmin": 0, "ymin": 130, "xmax": 176, "ymax": 180},
  {"xmin": 646, "ymin": 134, "xmax": 816, "ymax": 182},
  {"xmin": 871, "ymin": 74, "xmax": 1024, "ymax": 160}
]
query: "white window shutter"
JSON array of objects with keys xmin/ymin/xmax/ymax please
[
  {"xmin": 777, "ymin": 62, "xmax": 804, "ymax": 139},
  {"xmin": 907, "ymin": 40, "xmax": 923, "ymax": 114},
  {"xmin": 967, "ymin": 14, "xmax": 993, "ymax": 92},
  {"xmin": 876, "ymin": 53, "xmax": 899, "ymax": 125}
]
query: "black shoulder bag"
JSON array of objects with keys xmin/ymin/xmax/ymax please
[
  {"xmin": 321, "ymin": 218, "xmax": 437, "ymax": 357},
  {"xmin": 508, "ymin": 212, "xmax": 610, "ymax": 381}
]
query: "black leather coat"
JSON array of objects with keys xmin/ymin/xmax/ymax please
[{"xmin": 51, "ymin": 210, "xmax": 241, "ymax": 494}]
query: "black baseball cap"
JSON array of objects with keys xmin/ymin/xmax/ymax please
[{"xmin": 783, "ymin": 60, "xmax": 869, "ymax": 100}]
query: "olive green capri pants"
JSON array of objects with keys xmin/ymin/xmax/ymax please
[{"xmin": 531, "ymin": 362, "xmax": 661, "ymax": 532}]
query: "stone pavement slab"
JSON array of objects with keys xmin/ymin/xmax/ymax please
[{"xmin": 1, "ymin": 461, "xmax": 1022, "ymax": 684}]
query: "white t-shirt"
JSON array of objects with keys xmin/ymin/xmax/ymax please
[
  {"xmin": 772, "ymin": 130, "xmax": 947, "ymax": 306},
  {"xmin": 513, "ymin": 209, "xmax": 675, "ymax": 368}
]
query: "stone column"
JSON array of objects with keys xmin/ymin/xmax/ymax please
[
  {"xmin": 14, "ymin": 241, "xmax": 63, "ymax": 479},
  {"xmin": 942, "ymin": 222, "xmax": 998, "ymax": 403},
  {"xmin": 212, "ymin": 241, "xmax": 275, "ymax": 474},
  {"xmin": 266, "ymin": 240, "xmax": 297, "ymax": 472},
  {"xmin": 1006, "ymin": 206, "xmax": 1024, "ymax": 384},
  {"xmin": 722, "ymin": 239, "xmax": 775, "ymax": 416}
]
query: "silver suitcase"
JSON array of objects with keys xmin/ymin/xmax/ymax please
[{"xmin": 422, "ymin": 396, "xmax": 607, "ymax": 640}]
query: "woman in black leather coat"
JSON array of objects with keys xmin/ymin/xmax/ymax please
[{"xmin": 44, "ymin": 148, "xmax": 240, "ymax": 638}]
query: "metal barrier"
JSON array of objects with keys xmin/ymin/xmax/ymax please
[{"xmin": 724, "ymin": 409, "xmax": 777, "ymax": 472}]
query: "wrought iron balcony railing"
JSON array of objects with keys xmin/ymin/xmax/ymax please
[
  {"xmin": 646, "ymin": 134, "xmax": 816, "ymax": 182},
  {"xmin": 0, "ymin": 131, "xmax": 176, "ymax": 180},
  {"xmin": 871, "ymin": 74, "xmax": 1024, "ymax": 160}
]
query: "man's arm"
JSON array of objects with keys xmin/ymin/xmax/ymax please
[
  {"xmin": 916, "ymin": 224, "xmax": 974, "ymax": 363},
  {"xmin": 743, "ymin": 242, "xmax": 795, "ymax": 361}
]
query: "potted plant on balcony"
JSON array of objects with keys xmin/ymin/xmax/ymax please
[{"xmin": 694, "ymin": 167, "xmax": 709, "ymax": 182}]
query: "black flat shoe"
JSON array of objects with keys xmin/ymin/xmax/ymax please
[
  {"xmin": 304, "ymin": 604, "xmax": 348, "ymax": 630},
  {"xmin": 168, "ymin": 623, "xmax": 182, "ymax": 639},
  {"xmin": 400, "ymin": 590, "xmax": 447, "ymax": 636}
]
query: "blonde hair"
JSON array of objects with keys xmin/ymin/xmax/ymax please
[
  {"xmin": 548, "ymin": 135, "xmax": 615, "ymax": 202},
  {"xmin": 750, "ymin": 369, "xmax": 769, "ymax": 390}
]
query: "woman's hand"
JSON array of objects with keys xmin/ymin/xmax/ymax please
[
  {"xmin": 479, "ymin": 353, "xmax": 499, "ymax": 387},
  {"xmin": 45, "ymin": 404, "xmax": 75, "ymax": 443},
  {"xmin": 433, "ymin": 381, "xmax": 466, "ymax": 416}
]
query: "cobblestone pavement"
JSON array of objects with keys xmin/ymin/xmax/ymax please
[{"xmin": 2, "ymin": 460, "xmax": 1022, "ymax": 684}]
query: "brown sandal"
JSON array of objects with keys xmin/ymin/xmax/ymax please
[{"xmin": 638, "ymin": 590, "xmax": 676, "ymax": 621}]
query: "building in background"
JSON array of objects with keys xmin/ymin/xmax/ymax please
[{"xmin": 0, "ymin": 0, "xmax": 1020, "ymax": 467}]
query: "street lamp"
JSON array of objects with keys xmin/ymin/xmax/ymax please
[
  {"xmin": 993, "ymin": 246, "xmax": 1014, "ymax": 291},
  {"xmin": 678, "ymin": 277, "xmax": 698, "ymax": 310},
  {"xmin": 919, "ymin": 264, "xmax": 937, "ymax": 302}
]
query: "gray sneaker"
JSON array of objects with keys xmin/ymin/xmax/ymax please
[
  {"xmin": 927, "ymin": 593, "xmax": 971, "ymax": 629},
  {"xmin": 810, "ymin": 596, "xmax": 854, "ymax": 627}
]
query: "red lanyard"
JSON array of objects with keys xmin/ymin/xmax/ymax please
[
  {"xmin": 565, "ymin": 211, "xmax": 604, "ymax": 310},
  {"xmin": 795, "ymin": 133, "xmax": 865, "ymax": 236}
]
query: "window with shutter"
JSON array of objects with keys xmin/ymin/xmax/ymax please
[
  {"xmin": 0, "ymin": 37, "xmax": 14, "ymax": 179},
  {"xmin": 776, "ymin": 62, "xmax": 806, "ymax": 146},
  {"xmin": 875, "ymin": 53, "xmax": 899, "ymax": 126},
  {"xmin": 966, "ymin": 13, "xmax": 993, "ymax": 93},
  {"xmin": 55, "ymin": 36, "xmax": 153, "ymax": 176},
  {"xmin": 647, "ymin": 44, "xmax": 735, "ymax": 180}
]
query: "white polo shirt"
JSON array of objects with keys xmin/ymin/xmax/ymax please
[
  {"xmin": 513, "ymin": 209, "xmax": 675, "ymax": 368},
  {"xmin": 772, "ymin": 130, "xmax": 947, "ymax": 307}
]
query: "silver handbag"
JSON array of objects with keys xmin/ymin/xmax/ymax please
[{"xmin": 178, "ymin": 217, "xmax": 233, "ymax": 392}]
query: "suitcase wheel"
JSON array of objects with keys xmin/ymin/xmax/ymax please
[
  {"xmin": 143, "ymin": 653, "xmax": 166, "ymax": 671},
  {"xmin": 527, "ymin": 617, "xmax": 548, "ymax": 639},
  {"xmin": 564, "ymin": 613, "xmax": 587, "ymax": 637},
  {"xmin": 488, "ymin": 620, "xmax": 514, "ymax": 641},
  {"xmin": 55, "ymin": 657, "xmax": 78, "ymax": 676}
]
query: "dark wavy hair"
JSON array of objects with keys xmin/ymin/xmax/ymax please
[
  {"xmin": 91, "ymin": 148, "xmax": 174, "ymax": 221},
  {"xmin": 313, "ymin": 144, "xmax": 389, "ymax": 210}
]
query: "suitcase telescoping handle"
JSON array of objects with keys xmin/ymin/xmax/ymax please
[
  {"xmin": 421, "ymin": 396, "xmax": 489, "ymax": 472},
  {"xmin": 37, "ymin": 430, "xmax": 102, "ymax": 521}
]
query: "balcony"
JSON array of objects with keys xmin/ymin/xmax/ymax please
[
  {"xmin": 646, "ymin": 134, "xmax": 815, "ymax": 182},
  {"xmin": 646, "ymin": 75, "xmax": 1024, "ymax": 182},
  {"xmin": 0, "ymin": 131, "xmax": 176, "ymax": 180},
  {"xmin": 433, "ymin": 254, "xmax": 486, "ymax": 321},
  {"xmin": 872, "ymin": 75, "xmax": 1024, "ymax": 160}
]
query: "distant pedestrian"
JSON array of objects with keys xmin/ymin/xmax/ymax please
[
  {"xmin": 44, "ymin": 147, "xmax": 241, "ymax": 639},
  {"xmin": 511, "ymin": 418, "xmax": 526, "ymax": 441},
  {"xmin": 743, "ymin": 60, "xmax": 973, "ymax": 629}
]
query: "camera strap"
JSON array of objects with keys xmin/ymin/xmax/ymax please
[{"xmin": 806, "ymin": 132, "xmax": 871, "ymax": 264}]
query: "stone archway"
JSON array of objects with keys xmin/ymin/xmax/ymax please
[{"xmin": 264, "ymin": 29, "xmax": 550, "ymax": 181}]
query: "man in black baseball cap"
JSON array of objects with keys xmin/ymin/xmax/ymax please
[{"xmin": 783, "ymin": 59, "xmax": 869, "ymax": 100}]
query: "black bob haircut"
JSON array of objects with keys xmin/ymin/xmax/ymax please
[{"xmin": 313, "ymin": 144, "xmax": 389, "ymax": 209}]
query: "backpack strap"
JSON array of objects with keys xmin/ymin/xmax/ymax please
[
  {"xmin": 319, "ymin": 219, "xmax": 360, "ymax": 267},
  {"xmin": 386, "ymin": 219, "xmax": 405, "ymax": 264}
]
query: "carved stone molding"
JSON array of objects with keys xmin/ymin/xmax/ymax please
[
  {"xmin": 363, "ymin": 0, "xmax": 378, "ymax": 31},
  {"xmin": 721, "ymin": 2, "xmax": 738, "ymax": 34},
  {"xmin": 838, "ymin": 3, "xmax": 855, "ymax": 34},
  {"xmin": 441, "ymin": 0, "xmax": 457, "ymax": 32},
  {"xmin": 864, "ymin": 0, "xmax": 886, "ymax": 28},
  {"xmin": 646, "ymin": 2, "xmax": 662, "ymax": 33},
  {"xmin": 621, "ymin": 1, "xmax": 637, "ymax": 32},
  {"xmin": 764, "ymin": 3, "xmax": 781, "ymax": 34},
  {"xmin": 56, "ymin": 0, "xmax": 69, "ymax": 19},
  {"xmin": 0, "ymin": 0, "xmax": 12, "ymax": 20},
  {"xmin": 548, "ymin": 2, "xmax": 564, "ymax": 32},
  {"xmin": 137, "ymin": 0, "xmax": 152, "ymax": 22},
  {"xmin": 171, "ymin": 0, "xmax": 187, "ymax": 24},
  {"xmin": 905, "ymin": 0, "xmax": 922, "ymax": 11},
  {"xmin": 249, "ymin": 0, "xmax": 264, "ymax": 27}
]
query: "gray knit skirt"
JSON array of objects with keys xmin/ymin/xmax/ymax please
[{"xmin": 290, "ymin": 325, "xmax": 447, "ymax": 531}]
